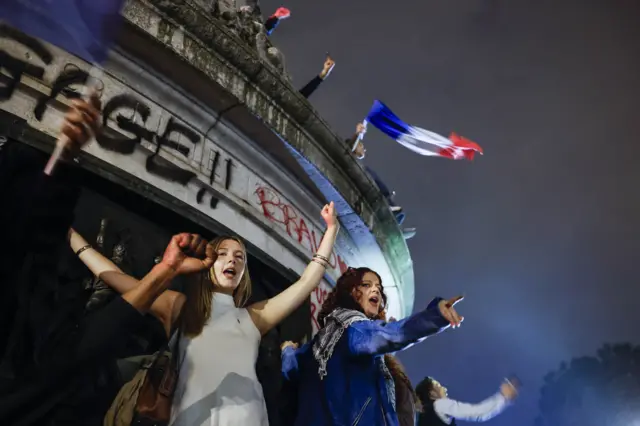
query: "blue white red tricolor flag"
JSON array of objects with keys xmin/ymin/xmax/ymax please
[
  {"xmin": 0, "ymin": 0, "xmax": 126, "ymax": 63},
  {"xmin": 365, "ymin": 100, "xmax": 483, "ymax": 161}
]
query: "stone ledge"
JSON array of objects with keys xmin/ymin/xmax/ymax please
[{"xmin": 122, "ymin": 0, "xmax": 414, "ymax": 313}]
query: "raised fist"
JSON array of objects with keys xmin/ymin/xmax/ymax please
[
  {"xmin": 320, "ymin": 201, "xmax": 338, "ymax": 228},
  {"xmin": 319, "ymin": 55, "xmax": 335, "ymax": 79},
  {"xmin": 161, "ymin": 233, "xmax": 213, "ymax": 275}
]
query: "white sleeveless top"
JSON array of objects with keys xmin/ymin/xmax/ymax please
[{"xmin": 169, "ymin": 293, "xmax": 269, "ymax": 426}]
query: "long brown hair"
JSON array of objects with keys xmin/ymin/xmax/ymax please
[
  {"xmin": 318, "ymin": 267, "xmax": 422, "ymax": 413},
  {"xmin": 180, "ymin": 236, "xmax": 252, "ymax": 337}
]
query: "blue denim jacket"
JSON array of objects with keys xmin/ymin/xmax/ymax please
[{"xmin": 282, "ymin": 298, "xmax": 450, "ymax": 426}]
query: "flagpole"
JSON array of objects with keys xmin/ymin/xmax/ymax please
[
  {"xmin": 44, "ymin": 65, "xmax": 104, "ymax": 176},
  {"xmin": 351, "ymin": 119, "xmax": 367, "ymax": 152}
]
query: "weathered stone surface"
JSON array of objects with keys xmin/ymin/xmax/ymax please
[{"xmin": 122, "ymin": 0, "xmax": 415, "ymax": 314}]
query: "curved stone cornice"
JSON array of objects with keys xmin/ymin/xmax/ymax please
[{"xmin": 122, "ymin": 0, "xmax": 415, "ymax": 314}]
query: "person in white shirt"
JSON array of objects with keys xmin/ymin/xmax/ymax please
[
  {"xmin": 69, "ymin": 203, "xmax": 340, "ymax": 426},
  {"xmin": 415, "ymin": 376, "xmax": 519, "ymax": 425}
]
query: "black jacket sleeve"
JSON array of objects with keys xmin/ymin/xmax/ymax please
[{"xmin": 298, "ymin": 75, "xmax": 324, "ymax": 99}]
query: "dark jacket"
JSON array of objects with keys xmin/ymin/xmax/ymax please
[
  {"xmin": 0, "ymin": 141, "xmax": 144, "ymax": 426},
  {"xmin": 299, "ymin": 75, "xmax": 324, "ymax": 99},
  {"xmin": 281, "ymin": 300, "xmax": 449, "ymax": 426}
]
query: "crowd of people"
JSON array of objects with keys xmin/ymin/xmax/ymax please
[
  {"xmin": 256, "ymin": 3, "xmax": 416, "ymax": 239},
  {"xmin": 0, "ymin": 92, "xmax": 518, "ymax": 426},
  {"xmin": 0, "ymin": 4, "xmax": 514, "ymax": 426}
]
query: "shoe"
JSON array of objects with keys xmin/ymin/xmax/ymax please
[
  {"xmin": 390, "ymin": 205, "xmax": 402, "ymax": 213},
  {"xmin": 403, "ymin": 228, "xmax": 417, "ymax": 240}
]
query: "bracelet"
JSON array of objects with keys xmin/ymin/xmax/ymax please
[
  {"xmin": 75, "ymin": 244, "xmax": 92, "ymax": 256},
  {"xmin": 311, "ymin": 258, "xmax": 326, "ymax": 268},
  {"xmin": 313, "ymin": 254, "xmax": 330, "ymax": 264}
]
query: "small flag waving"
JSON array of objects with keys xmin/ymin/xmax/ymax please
[
  {"xmin": 365, "ymin": 100, "xmax": 483, "ymax": 160},
  {"xmin": 0, "ymin": 0, "xmax": 126, "ymax": 63},
  {"xmin": 1, "ymin": 0, "xmax": 126, "ymax": 175}
]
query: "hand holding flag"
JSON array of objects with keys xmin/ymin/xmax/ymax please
[
  {"xmin": 44, "ymin": 68, "xmax": 104, "ymax": 175},
  {"xmin": 49, "ymin": 92, "xmax": 102, "ymax": 166},
  {"xmin": 365, "ymin": 100, "xmax": 483, "ymax": 160},
  {"xmin": 319, "ymin": 53, "xmax": 336, "ymax": 80}
]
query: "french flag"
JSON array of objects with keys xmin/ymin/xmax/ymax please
[
  {"xmin": 0, "ymin": 0, "xmax": 126, "ymax": 63},
  {"xmin": 365, "ymin": 100, "xmax": 483, "ymax": 161}
]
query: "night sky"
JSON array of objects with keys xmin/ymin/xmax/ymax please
[{"xmin": 262, "ymin": 0, "xmax": 640, "ymax": 424}]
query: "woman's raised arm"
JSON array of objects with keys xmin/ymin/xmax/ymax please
[
  {"xmin": 247, "ymin": 202, "xmax": 339, "ymax": 335},
  {"xmin": 69, "ymin": 227, "xmax": 186, "ymax": 336}
]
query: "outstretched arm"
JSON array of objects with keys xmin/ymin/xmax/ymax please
[
  {"xmin": 34, "ymin": 234, "xmax": 210, "ymax": 383},
  {"xmin": 69, "ymin": 228, "xmax": 186, "ymax": 336},
  {"xmin": 299, "ymin": 55, "xmax": 335, "ymax": 98},
  {"xmin": 346, "ymin": 298, "xmax": 453, "ymax": 356},
  {"xmin": 345, "ymin": 122, "xmax": 367, "ymax": 150},
  {"xmin": 121, "ymin": 233, "xmax": 211, "ymax": 314},
  {"xmin": 69, "ymin": 227, "xmax": 123, "ymax": 277},
  {"xmin": 433, "ymin": 393, "xmax": 509, "ymax": 422},
  {"xmin": 247, "ymin": 202, "xmax": 339, "ymax": 335}
]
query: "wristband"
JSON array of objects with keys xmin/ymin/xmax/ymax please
[{"xmin": 75, "ymin": 244, "xmax": 92, "ymax": 256}]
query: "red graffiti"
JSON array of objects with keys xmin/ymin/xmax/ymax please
[
  {"xmin": 255, "ymin": 185, "xmax": 348, "ymax": 275},
  {"xmin": 310, "ymin": 285, "xmax": 330, "ymax": 331}
]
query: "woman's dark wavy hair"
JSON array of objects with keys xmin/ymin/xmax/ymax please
[
  {"xmin": 317, "ymin": 267, "xmax": 422, "ymax": 413},
  {"xmin": 317, "ymin": 267, "xmax": 386, "ymax": 327}
]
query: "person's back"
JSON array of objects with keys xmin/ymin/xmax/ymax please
[{"xmin": 418, "ymin": 401, "xmax": 457, "ymax": 426}]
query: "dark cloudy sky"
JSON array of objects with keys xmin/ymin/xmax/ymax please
[{"xmin": 263, "ymin": 0, "xmax": 640, "ymax": 423}]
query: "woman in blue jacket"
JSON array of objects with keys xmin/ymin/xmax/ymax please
[{"xmin": 281, "ymin": 267, "xmax": 464, "ymax": 426}]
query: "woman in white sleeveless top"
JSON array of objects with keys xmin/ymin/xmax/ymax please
[{"xmin": 69, "ymin": 203, "xmax": 339, "ymax": 426}]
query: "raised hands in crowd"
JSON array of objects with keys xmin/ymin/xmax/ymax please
[
  {"xmin": 299, "ymin": 54, "xmax": 337, "ymax": 98},
  {"xmin": 319, "ymin": 54, "xmax": 336, "ymax": 80}
]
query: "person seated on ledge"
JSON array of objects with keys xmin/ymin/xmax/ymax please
[
  {"xmin": 299, "ymin": 54, "xmax": 336, "ymax": 99},
  {"xmin": 416, "ymin": 376, "xmax": 519, "ymax": 425},
  {"xmin": 344, "ymin": 122, "xmax": 416, "ymax": 239}
]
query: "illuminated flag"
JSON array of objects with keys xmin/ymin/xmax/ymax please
[
  {"xmin": 365, "ymin": 100, "xmax": 483, "ymax": 160},
  {"xmin": 0, "ymin": 0, "xmax": 126, "ymax": 63}
]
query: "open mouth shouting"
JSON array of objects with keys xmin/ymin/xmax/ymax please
[
  {"xmin": 368, "ymin": 295, "xmax": 380, "ymax": 309},
  {"xmin": 223, "ymin": 266, "xmax": 237, "ymax": 280}
]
